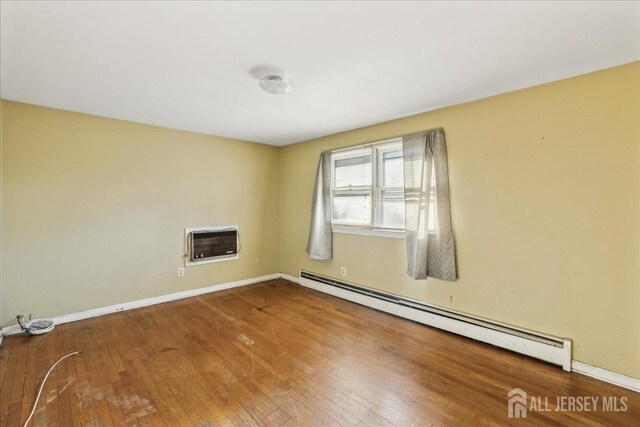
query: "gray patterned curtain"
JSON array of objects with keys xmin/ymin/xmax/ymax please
[
  {"xmin": 403, "ymin": 129, "xmax": 457, "ymax": 281},
  {"xmin": 306, "ymin": 152, "xmax": 332, "ymax": 260}
]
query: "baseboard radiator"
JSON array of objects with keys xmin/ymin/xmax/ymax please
[{"xmin": 298, "ymin": 270, "xmax": 572, "ymax": 371}]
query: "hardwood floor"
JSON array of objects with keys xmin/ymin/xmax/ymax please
[{"xmin": 1, "ymin": 279, "xmax": 638, "ymax": 426}]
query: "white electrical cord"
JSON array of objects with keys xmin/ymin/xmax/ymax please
[
  {"xmin": 17, "ymin": 317, "xmax": 55, "ymax": 335},
  {"xmin": 25, "ymin": 319, "xmax": 55, "ymax": 335},
  {"xmin": 23, "ymin": 351, "xmax": 81, "ymax": 427}
]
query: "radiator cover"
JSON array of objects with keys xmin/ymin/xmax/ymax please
[{"xmin": 298, "ymin": 270, "xmax": 572, "ymax": 371}]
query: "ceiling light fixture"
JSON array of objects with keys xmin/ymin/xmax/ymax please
[{"xmin": 258, "ymin": 75, "xmax": 293, "ymax": 95}]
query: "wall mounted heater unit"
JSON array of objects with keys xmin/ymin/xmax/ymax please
[
  {"xmin": 185, "ymin": 226, "xmax": 239, "ymax": 266},
  {"xmin": 297, "ymin": 270, "xmax": 572, "ymax": 371}
]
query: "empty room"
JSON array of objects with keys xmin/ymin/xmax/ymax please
[{"xmin": 1, "ymin": 1, "xmax": 639, "ymax": 425}]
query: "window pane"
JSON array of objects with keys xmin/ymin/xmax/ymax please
[
  {"xmin": 382, "ymin": 151, "xmax": 404, "ymax": 188},
  {"xmin": 374, "ymin": 140, "xmax": 405, "ymax": 229},
  {"xmin": 428, "ymin": 199, "xmax": 436, "ymax": 232},
  {"xmin": 332, "ymin": 192, "xmax": 370, "ymax": 225},
  {"xmin": 418, "ymin": 166, "xmax": 437, "ymax": 234},
  {"xmin": 334, "ymin": 153, "xmax": 371, "ymax": 187},
  {"xmin": 378, "ymin": 191, "xmax": 405, "ymax": 229},
  {"xmin": 428, "ymin": 164, "xmax": 437, "ymax": 232}
]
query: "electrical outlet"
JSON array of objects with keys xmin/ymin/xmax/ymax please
[
  {"xmin": 178, "ymin": 267, "xmax": 185, "ymax": 277},
  {"xmin": 340, "ymin": 267, "xmax": 347, "ymax": 277},
  {"xmin": 255, "ymin": 257, "xmax": 261, "ymax": 265},
  {"xmin": 447, "ymin": 292, "xmax": 455, "ymax": 305}
]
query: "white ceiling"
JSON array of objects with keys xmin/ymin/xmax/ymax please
[{"xmin": 1, "ymin": 1, "xmax": 639, "ymax": 146}]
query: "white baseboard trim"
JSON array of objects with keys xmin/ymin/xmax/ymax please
[
  {"xmin": 2, "ymin": 324, "xmax": 22, "ymax": 336},
  {"xmin": 2, "ymin": 273, "xmax": 280, "ymax": 336},
  {"xmin": 572, "ymin": 361, "xmax": 640, "ymax": 393},
  {"xmin": 280, "ymin": 273, "xmax": 640, "ymax": 394}
]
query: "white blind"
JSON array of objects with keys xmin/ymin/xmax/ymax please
[
  {"xmin": 374, "ymin": 141, "xmax": 405, "ymax": 229},
  {"xmin": 333, "ymin": 147, "xmax": 371, "ymax": 187},
  {"xmin": 331, "ymin": 147, "xmax": 372, "ymax": 225}
]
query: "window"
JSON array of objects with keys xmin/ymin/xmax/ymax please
[
  {"xmin": 331, "ymin": 146, "xmax": 372, "ymax": 226},
  {"xmin": 330, "ymin": 138, "xmax": 438, "ymax": 237},
  {"xmin": 331, "ymin": 139, "xmax": 406, "ymax": 233}
]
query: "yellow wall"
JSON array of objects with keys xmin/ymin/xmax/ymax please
[
  {"xmin": 0, "ymin": 101, "xmax": 281, "ymax": 324},
  {"xmin": 1, "ymin": 62, "xmax": 638, "ymax": 379},
  {"xmin": 279, "ymin": 62, "xmax": 640, "ymax": 378}
]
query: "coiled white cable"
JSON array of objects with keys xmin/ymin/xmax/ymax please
[
  {"xmin": 23, "ymin": 351, "xmax": 81, "ymax": 427},
  {"xmin": 16, "ymin": 317, "xmax": 55, "ymax": 335},
  {"xmin": 25, "ymin": 319, "xmax": 55, "ymax": 335}
]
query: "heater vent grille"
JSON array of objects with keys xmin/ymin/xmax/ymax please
[{"xmin": 185, "ymin": 226, "xmax": 239, "ymax": 266}]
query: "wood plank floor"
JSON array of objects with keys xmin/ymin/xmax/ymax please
[{"xmin": 1, "ymin": 279, "xmax": 638, "ymax": 426}]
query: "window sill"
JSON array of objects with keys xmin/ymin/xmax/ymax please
[{"xmin": 332, "ymin": 225, "xmax": 405, "ymax": 239}]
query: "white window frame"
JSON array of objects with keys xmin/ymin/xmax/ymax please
[
  {"xmin": 330, "ymin": 138, "xmax": 406, "ymax": 239},
  {"xmin": 330, "ymin": 147, "xmax": 372, "ymax": 227}
]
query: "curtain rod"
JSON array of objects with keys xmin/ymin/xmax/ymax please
[{"xmin": 324, "ymin": 127, "xmax": 444, "ymax": 155}]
